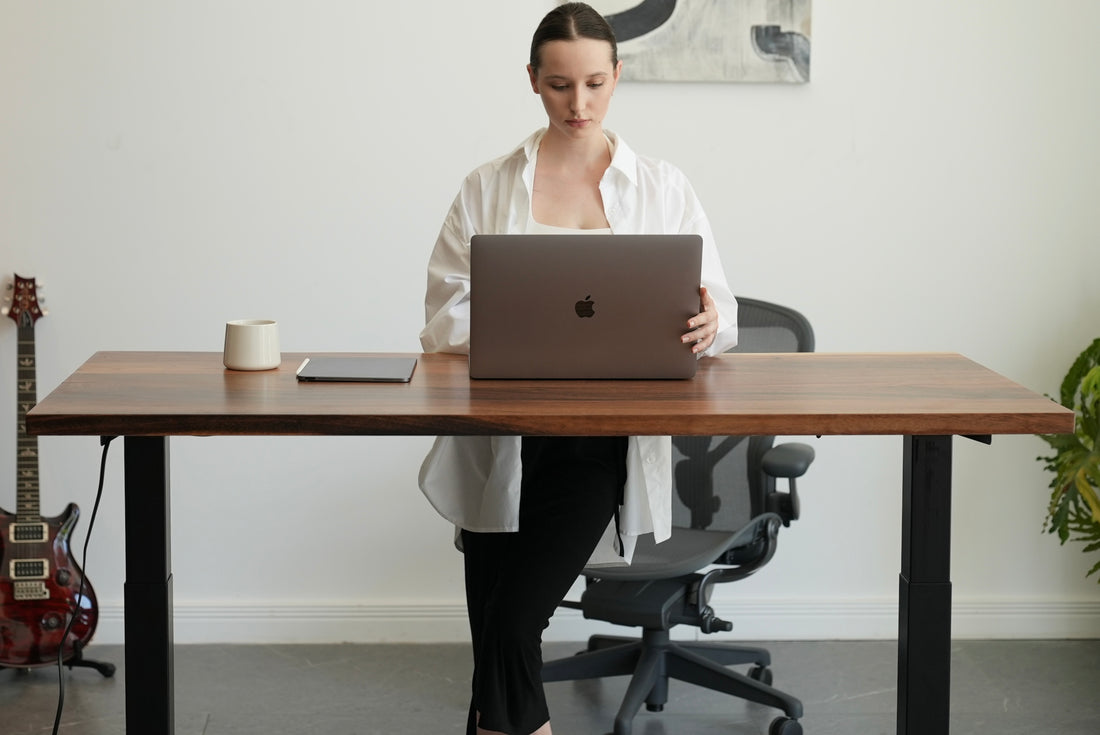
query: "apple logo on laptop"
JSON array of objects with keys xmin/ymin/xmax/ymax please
[{"xmin": 575, "ymin": 295, "xmax": 595, "ymax": 318}]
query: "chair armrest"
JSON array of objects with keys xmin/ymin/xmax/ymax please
[
  {"xmin": 761, "ymin": 442, "xmax": 815, "ymax": 478},
  {"xmin": 763, "ymin": 442, "xmax": 814, "ymax": 526}
]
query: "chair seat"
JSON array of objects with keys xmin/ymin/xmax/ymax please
[{"xmin": 587, "ymin": 527, "xmax": 734, "ymax": 581}]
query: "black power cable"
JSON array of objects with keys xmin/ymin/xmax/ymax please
[{"xmin": 51, "ymin": 435, "xmax": 114, "ymax": 735}]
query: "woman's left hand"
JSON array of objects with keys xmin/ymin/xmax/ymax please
[{"xmin": 682, "ymin": 285, "xmax": 719, "ymax": 355}]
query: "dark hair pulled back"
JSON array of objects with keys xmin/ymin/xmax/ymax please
[{"xmin": 530, "ymin": 2, "xmax": 618, "ymax": 73}]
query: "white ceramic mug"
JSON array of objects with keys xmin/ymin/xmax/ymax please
[{"xmin": 223, "ymin": 319, "xmax": 281, "ymax": 371}]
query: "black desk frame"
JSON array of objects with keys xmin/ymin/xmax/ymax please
[{"xmin": 122, "ymin": 433, "xmax": 961, "ymax": 735}]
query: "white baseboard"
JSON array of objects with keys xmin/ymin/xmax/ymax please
[{"xmin": 87, "ymin": 597, "xmax": 1100, "ymax": 645}]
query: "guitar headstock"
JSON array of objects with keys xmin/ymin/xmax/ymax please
[{"xmin": 3, "ymin": 274, "xmax": 48, "ymax": 328}]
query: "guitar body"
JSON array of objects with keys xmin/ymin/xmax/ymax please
[
  {"xmin": 0, "ymin": 501, "xmax": 99, "ymax": 668},
  {"xmin": 1, "ymin": 274, "xmax": 103, "ymax": 671}
]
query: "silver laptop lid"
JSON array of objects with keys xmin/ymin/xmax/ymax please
[{"xmin": 469, "ymin": 234, "xmax": 703, "ymax": 379}]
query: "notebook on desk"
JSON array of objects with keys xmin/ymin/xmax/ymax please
[
  {"xmin": 296, "ymin": 356, "xmax": 417, "ymax": 383},
  {"xmin": 469, "ymin": 233, "xmax": 703, "ymax": 379}
]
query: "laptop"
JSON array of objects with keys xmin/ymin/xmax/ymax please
[{"xmin": 469, "ymin": 234, "xmax": 703, "ymax": 379}]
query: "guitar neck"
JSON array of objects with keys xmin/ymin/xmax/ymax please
[{"xmin": 16, "ymin": 322, "xmax": 40, "ymax": 523}]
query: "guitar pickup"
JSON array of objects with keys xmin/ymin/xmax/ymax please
[
  {"xmin": 13, "ymin": 580, "xmax": 50, "ymax": 601},
  {"xmin": 10, "ymin": 522, "xmax": 47, "ymax": 542},
  {"xmin": 10, "ymin": 559, "xmax": 48, "ymax": 579}
]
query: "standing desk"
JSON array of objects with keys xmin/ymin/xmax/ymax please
[{"xmin": 27, "ymin": 350, "xmax": 1074, "ymax": 735}]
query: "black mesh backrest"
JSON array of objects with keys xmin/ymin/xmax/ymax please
[
  {"xmin": 671, "ymin": 435, "xmax": 754, "ymax": 532},
  {"xmin": 728, "ymin": 297, "xmax": 815, "ymax": 354},
  {"xmin": 671, "ymin": 298, "xmax": 814, "ymax": 534}
]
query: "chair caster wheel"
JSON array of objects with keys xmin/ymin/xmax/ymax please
[
  {"xmin": 769, "ymin": 716, "xmax": 802, "ymax": 735},
  {"xmin": 645, "ymin": 703, "xmax": 664, "ymax": 712},
  {"xmin": 749, "ymin": 664, "xmax": 773, "ymax": 686}
]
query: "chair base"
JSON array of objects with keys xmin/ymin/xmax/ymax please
[{"xmin": 543, "ymin": 630, "xmax": 802, "ymax": 735}]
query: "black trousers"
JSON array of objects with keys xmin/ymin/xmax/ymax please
[{"xmin": 463, "ymin": 436, "xmax": 627, "ymax": 735}]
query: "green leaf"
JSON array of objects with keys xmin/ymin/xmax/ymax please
[
  {"xmin": 1059, "ymin": 338, "xmax": 1100, "ymax": 409},
  {"xmin": 1074, "ymin": 472, "xmax": 1100, "ymax": 523},
  {"xmin": 1039, "ymin": 337, "xmax": 1100, "ymax": 583}
]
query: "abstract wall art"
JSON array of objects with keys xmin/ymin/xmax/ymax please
[{"xmin": 588, "ymin": 0, "xmax": 812, "ymax": 83}]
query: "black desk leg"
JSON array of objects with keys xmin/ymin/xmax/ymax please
[
  {"xmin": 124, "ymin": 436, "xmax": 175, "ymax": 735},
  {"xmin": 898, "ymin": 435, "xmax": 952, "ymax": 735}
]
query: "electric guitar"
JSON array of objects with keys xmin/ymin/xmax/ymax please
[{"xmin": 0, "ymin": 274, "xmax": 99, "ymax": 668}]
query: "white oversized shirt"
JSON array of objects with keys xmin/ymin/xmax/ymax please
[{"xmin": 418, "ymin": 129, "xmax": 738, "ymax": 566}]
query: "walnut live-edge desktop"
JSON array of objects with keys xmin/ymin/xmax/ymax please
[{"xmin": 26, "ymin": 351, "xmax": 1073, "ymax": 735}]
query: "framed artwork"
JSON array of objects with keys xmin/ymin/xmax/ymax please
[{"xmin": 587, "ymin": 0, "xmax": 812, "ymax": 83}]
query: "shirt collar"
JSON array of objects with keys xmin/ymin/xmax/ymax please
[
  {"xmin": 604, "ymin": 130, "xmax": 639, "ymax": 188},
  {"xmin": 518, "ymin": 128, "xmax": 639, "ymax": 189}
]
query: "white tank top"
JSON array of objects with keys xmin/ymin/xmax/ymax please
[
  {"xmin": 526, "ymin": 134, "xmax": 615, "ymax": 235},
  {"xmin": 526, "ymin": 214, "xmax": 612, "ymax": 235}
]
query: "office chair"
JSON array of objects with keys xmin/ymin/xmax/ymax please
[{"xmin": 542, "ymin": 297, "xmax": 816, "ymax": 735}]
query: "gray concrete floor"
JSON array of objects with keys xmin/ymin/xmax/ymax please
[{"xmin": 1, "ymin": 640, "xmax": 1097, "ymax": 734}]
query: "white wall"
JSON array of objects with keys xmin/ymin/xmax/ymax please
[{"xmin": 3, "ymin": 0, "xmax": 1098, "ymax": 644}]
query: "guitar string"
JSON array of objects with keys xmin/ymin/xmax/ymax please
[
  {"xmin": 51, "ymin": 435, "xmax": 114, "ymax": 735},
  {"xmin": 15, "ymin": 351, "xmax": 36, "ymax": 567}
]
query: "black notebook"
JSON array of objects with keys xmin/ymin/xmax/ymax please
[{"xmin": 295, "ymin": 356, "xmax": 417, "ymax": 383}]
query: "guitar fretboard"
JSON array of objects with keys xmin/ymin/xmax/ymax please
[{"xmin": 16, "ymin": 323, "xmax": 40, "ymax": 523}]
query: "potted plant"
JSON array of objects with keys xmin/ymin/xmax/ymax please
[{"xmin": 1038, "ymin": 337, "xmax": 1100, "ymax": 583}]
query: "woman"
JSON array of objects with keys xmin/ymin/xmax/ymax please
[{"xmin": 418, "ymin": 4, "xmax": 738, "ymax": 734}]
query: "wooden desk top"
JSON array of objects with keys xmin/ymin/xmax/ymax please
[{"xmin": 26, "ymin": 351, "xmax": 1073, "ymax": 438}]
